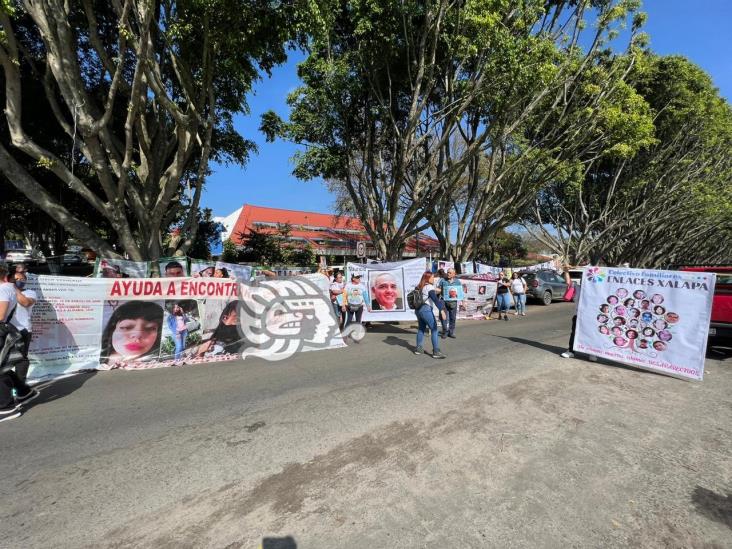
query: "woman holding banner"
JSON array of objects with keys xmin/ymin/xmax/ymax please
[{"xmin": 560, "ymin": 266, "xmax": 597, "ymax": 361}]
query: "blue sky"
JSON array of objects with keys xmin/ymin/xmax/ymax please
[{"xmin": 201, "ymin": 0, "xmax": 732, "ymax": 219}]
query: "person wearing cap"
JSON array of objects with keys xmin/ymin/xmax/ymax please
[{"xmin": 343, "ymin": 273, "xmax": 368, "ymax": 327}]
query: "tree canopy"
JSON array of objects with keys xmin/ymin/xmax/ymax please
[{"xmin": 0, "ymin": 0, "xmax": 302, "ymax": 261}]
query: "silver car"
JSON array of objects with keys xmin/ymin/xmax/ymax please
[{"xmin": 521, "ymin": 269, "xmax": 570, "ymax": 305}]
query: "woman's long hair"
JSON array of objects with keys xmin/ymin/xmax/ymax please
[
  {"xmin": 101, "ymin": 301, "xmax": 164, "ymax": 363},
  {"xmin": 417, "ymin": 271, "xmax": 434, "ymax": 290}
]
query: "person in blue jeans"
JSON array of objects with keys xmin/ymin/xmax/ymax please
[
  {"xmin": 167, "ymin": 304, "xmax": 189, "ymax": 360},
  {"xmin": 414, "ymin": 272, "xmax": 446, "ymax": 359},
  {"xmin": 495, "ymin": 276, "xmax": 512, "ymax": 321},
  {"xmin": 438, "ymin": 267, "xmax": 461, "ymax": 338}
]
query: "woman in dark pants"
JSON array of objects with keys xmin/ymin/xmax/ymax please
[{"xmin": 560, "ymin": 265, "xmax": 596, "ymax": 361}]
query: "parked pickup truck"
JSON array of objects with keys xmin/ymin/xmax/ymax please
[{"xmin": 679, "ymin": 266, "xmax": 732, "ymax": 343}]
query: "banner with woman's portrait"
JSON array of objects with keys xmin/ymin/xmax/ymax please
[
  {"xmin": 574, "ymin": 267, "xmax": 716, "ymax": 380},
  {"xmin": 24, "ymin": 274, "xmax": 344, "ymax": 381}
]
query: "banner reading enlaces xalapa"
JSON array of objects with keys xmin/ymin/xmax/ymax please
[
  {"xmin": 25, "ymin": 274, "xmax": 343, "ymax": 381},
  {"xmin": 574, "ymin": 266, "xmax": 716, "ymax": 381}
]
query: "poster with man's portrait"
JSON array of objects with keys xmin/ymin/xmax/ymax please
[{"xmin": 368, "ymin": 270, "xmax": 405, "ymax": 312}]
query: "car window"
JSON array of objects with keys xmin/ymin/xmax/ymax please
[{"xmin": 716, "ymin": 274, "xmax": 732, "ymax": 285}]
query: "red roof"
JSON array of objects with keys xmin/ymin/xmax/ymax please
[{"xmin": 229, "ymin": 204, "xmax": 439, "ymax": 253}]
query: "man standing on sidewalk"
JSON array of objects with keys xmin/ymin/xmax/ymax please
[{"xmin": 439, "ymin": 268, "xmax": 461, "ymax": 338}]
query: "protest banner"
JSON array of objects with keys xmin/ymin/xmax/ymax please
[
  {"xmin": 25, "ymin": 274, "xmax": 342, "ymax": 381},
  {"xmin": 457, "ymin": 278, "xmax": 498, "ymax": 319},
  {"xmin": 215, "ymin": 261, "xmax": 252, "ymax": 282},
  {"xmin": 25, "ymin": 276, "xmax": 109, "ymax": 379},
  {"xmin": 476, "ymin": 263, "xmax": 501, "ymax": 276},
  {"xmin": 94, "ymin": 257, "xmax": 150, "ymax": 278},
  {"xmin": 190, "ymin": 259, "xmax": 216, "ymax": 278},
  {"xmin": 461, "ymin": 262, "xmax": 475, "ymax": 275},
  {"xmin": 158, "ymin": 257, "xmax": 189, "ymax": 277},
  {"xmin": 347, "ymin": 258, "xmax": 426, "ymax": 321},
  {"xmin": 574, "ymin": 266, "xmax": 716, "ymax": 381},
  {"xmin": 433, "ymin": 260, "xmax": 455, "ymax": 273}
]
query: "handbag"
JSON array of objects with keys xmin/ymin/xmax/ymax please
[{"xmin": 563, "ymin": 283, "xmax": 576, "ymax": 302}]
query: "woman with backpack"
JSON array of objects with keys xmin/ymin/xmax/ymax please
[{"xmin": 412, "ymin": 272, "xmax": 446, "ymax": 359}]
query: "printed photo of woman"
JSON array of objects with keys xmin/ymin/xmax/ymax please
[
  {"xmin": 101, "ymin": 301, "xmax": 164, "ymax": 366},
  {"xmin": 161, "ymin": 300, "xmax": 202, "ymax": 362},
  {"xmin": 197, "ymin": 301, "xmax": 241, "ymax": 357}
]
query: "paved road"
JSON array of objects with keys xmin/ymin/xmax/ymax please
[{"xmin": 2, "ymin": 303, "xmax": 731, "ymax": 548}]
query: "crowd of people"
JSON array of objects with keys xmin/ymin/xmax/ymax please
[{"xmin": 322, "ymin": 267, "xmax": 535, "ymax": 360}]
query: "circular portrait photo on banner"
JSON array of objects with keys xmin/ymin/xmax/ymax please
[
  {"xmin": 369, "ymin": 270, "xmax": 405, "ymax": 312},
  {"xmin": 101, "ymin": 301, "xmax": 164, "ymax": 366}
]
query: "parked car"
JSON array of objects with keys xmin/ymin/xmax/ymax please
[
  {"xmin": 62, "ymin": 253, "xmax": 82, "ymax": 265},
  {"xmin": 4, "ymin": 249, "xmax": 41, "ymax": 264},
  {"xmin": 678, "ymin": 265, "xmax": 732, "ymax": 344},
  {"xmin": 521, "ymin": 269, "xmax": 569, "ymax": 305}
]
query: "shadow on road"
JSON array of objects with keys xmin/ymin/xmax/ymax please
[
  {"xmin": 692, "ymin": 486, "xmax": 732, "ymax": 529},
  {"xmin": 382, "ymin": 335, "xmax": 415, "ymax": 351},
  {"xmin": 26, "ymin": 371, "xmax": 96, "ymax": 413},
  {"xmin": 365, "ymin": 323, "xmax": 414, "ymax": 335},
  {"xmin": 502, "ymin": 336, "xmax": 566, "ymax": 355},
  {"xmin": 706, "ymin": 344, "xmax": 732, "ymax": 361},
  {"xmin": 262, "ymin": 536, "xmax": 297, "ymax": 549}
]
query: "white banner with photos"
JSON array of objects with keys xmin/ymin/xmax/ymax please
[{"xmin": 574, "ymin": 266, "xmax": 715, "ymax": 381}]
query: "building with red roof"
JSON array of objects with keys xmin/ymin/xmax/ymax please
[{"xmin": 219, "ymin": 204, "xmax": 440, "ymax": 260}]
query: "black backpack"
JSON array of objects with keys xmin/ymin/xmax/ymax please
[{"xmin": 407, "ymin": 286, "xmax": 424, "ymax": 310}]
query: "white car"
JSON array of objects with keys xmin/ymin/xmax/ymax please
[{"xmin": 4, "ymin": 249, "xmax": 37, "ymax": 264}]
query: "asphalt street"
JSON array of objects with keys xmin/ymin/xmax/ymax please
[{"xmin": 1, "ymin": 302, "xmax": 731, "ymax": 548}]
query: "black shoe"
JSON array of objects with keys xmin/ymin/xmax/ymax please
[
  {"xmin": 440, "ymin": 332, "xmax": 447, "ymax": 339},
  {"xmin": 432, "ymin": 351, "xmax": 446, "ymax": 359},
  {"xmin": 503, "ymin": 315, "xmax": 509, "ymax": 321},
  {"xmin": 448, "ymin": 333, "xmax": 456, "ymax": 339},
  {"xmin": 0, "ymin": 403, "xmax": 22, "ymax": 422},
  {"xmin": 414, "ymin": 347, "xmax": 424, "ymax": 355},
  {"xmin": 16, "ymin": 389, "xmax": 40, "ymax": 404}
]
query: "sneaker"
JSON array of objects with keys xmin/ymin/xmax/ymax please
[
  {"xmin": 0, "ymin": 402, "xmax": 22, "ymax": 418},
  {"xmin": 521, "ymin": 312, "xmax": 526, "ymax": 316},
  {"xmin": 560, "ymin": 351, "xmax": 575, "ymax": 358},
  {"xmin": 0, "ymin": 410, "xmax": 21, "ymax": 423},
  {"xmin": 432, "ymin": 351, "xmax": 446, "ymax": 359},
  {"xmin": 588, "ymin": 355, "xmax": 597, "ymax": 362},
  {"xmin": 414, "ymin": 347, "xmax": 424, "ymax": 355},
  {"xmin": 514, "ymin": 311, "xmax": 518, "ymax": 316},
  {"xmin": 16, "ymin": 389, "xmax": 40, "ymax": 404}
]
